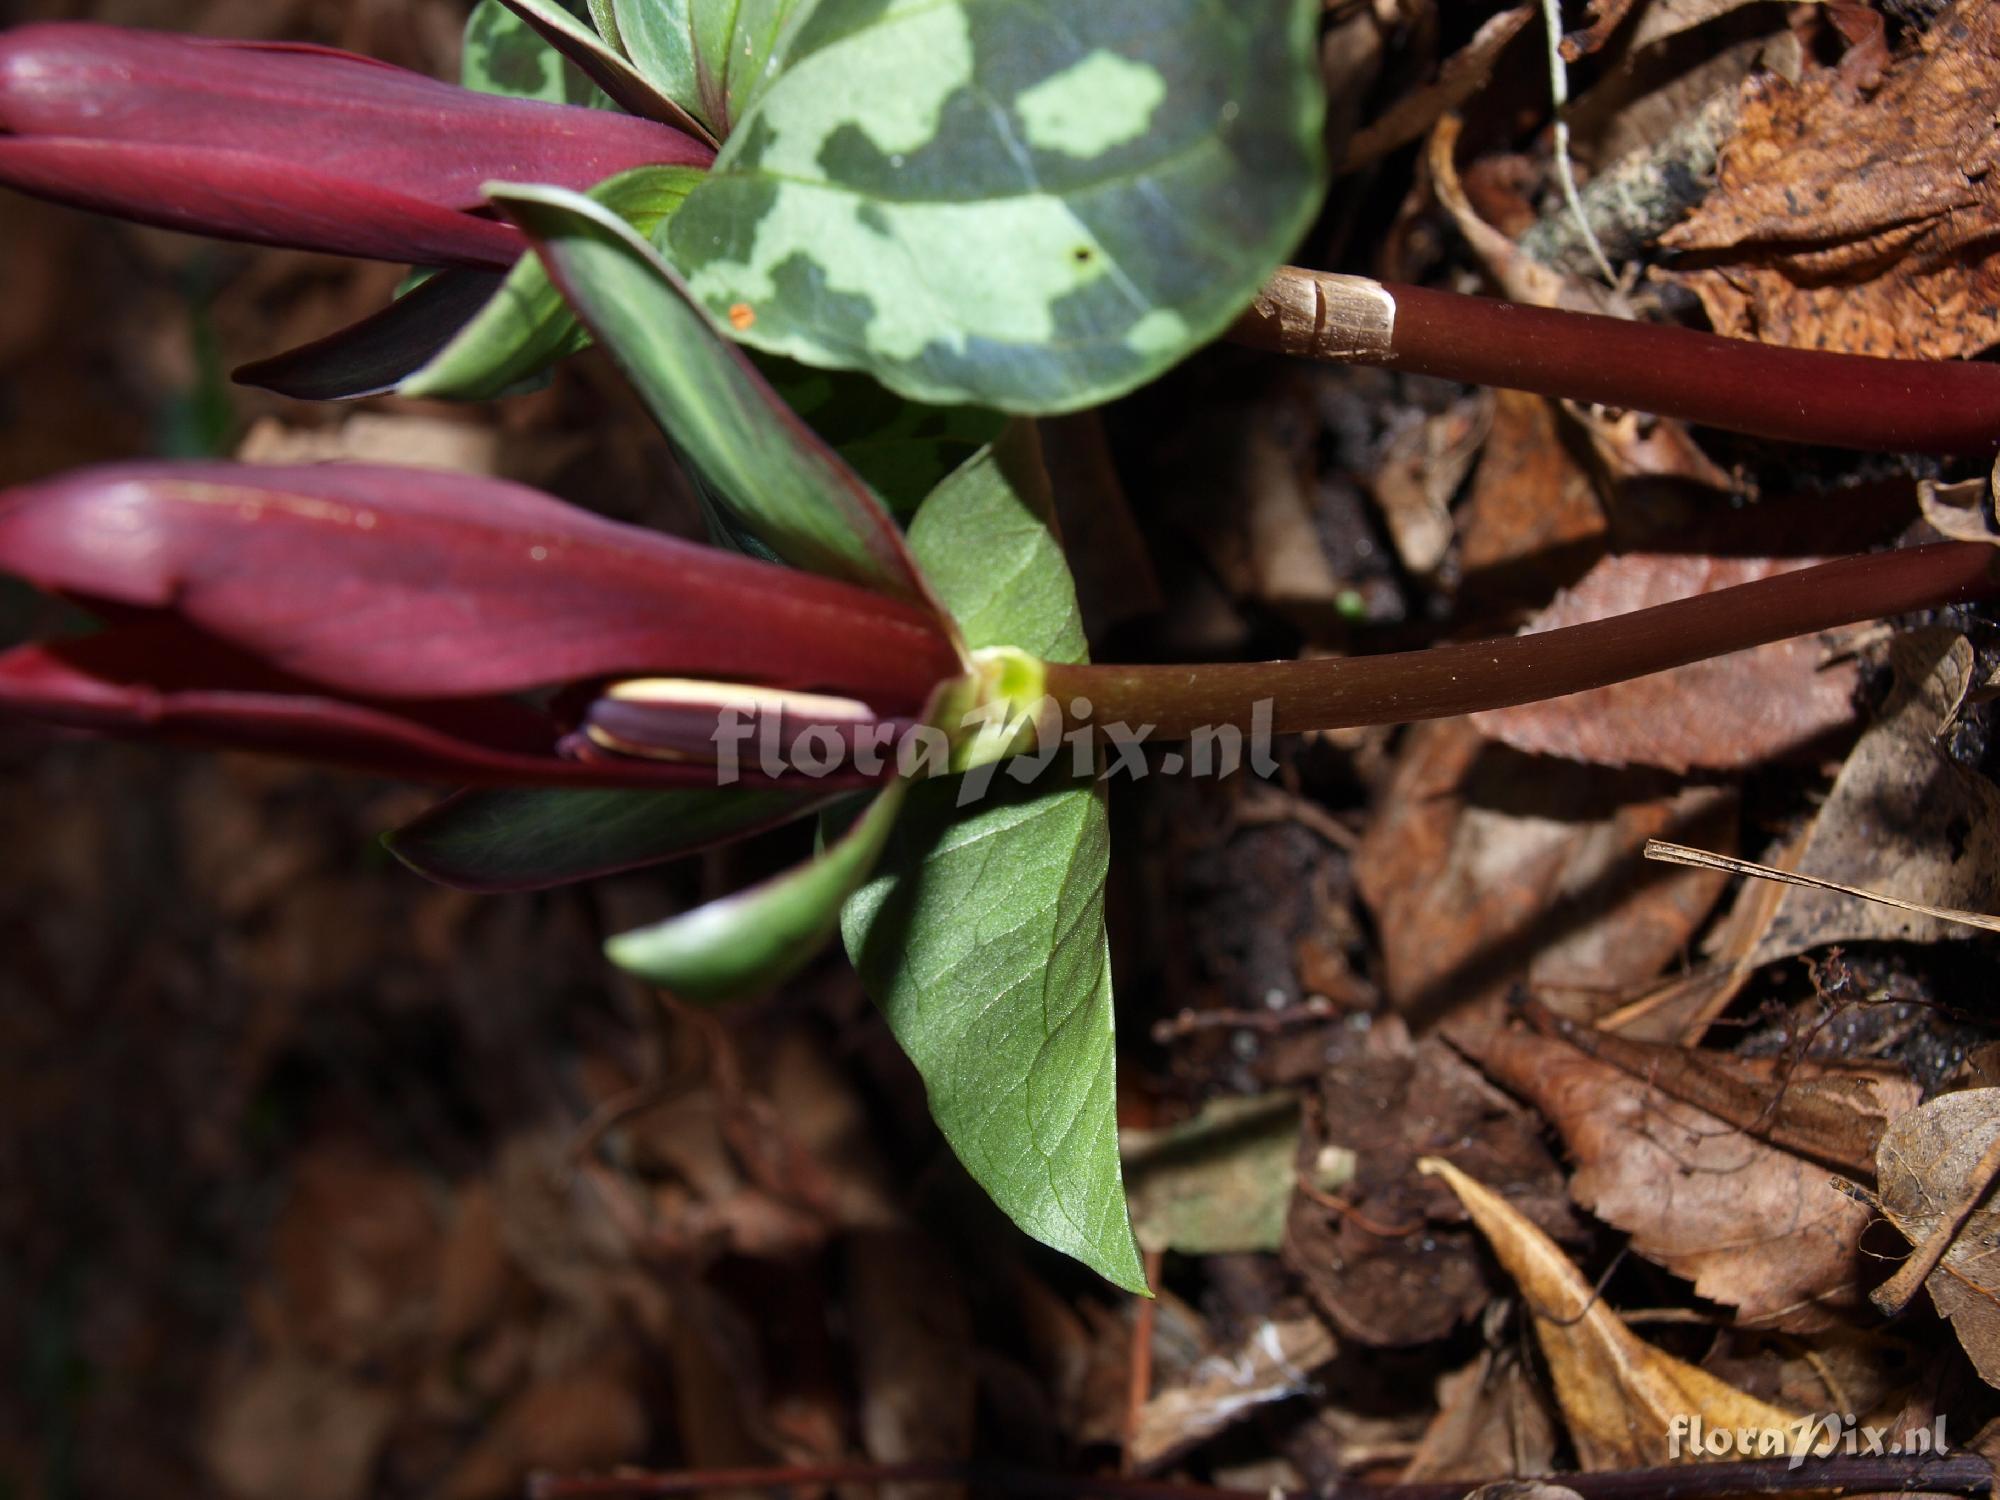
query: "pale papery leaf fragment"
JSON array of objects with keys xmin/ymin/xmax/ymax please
[{"xmin": 1874, "ymin": 1089, "xmax": 2000, "ymax": 1389}]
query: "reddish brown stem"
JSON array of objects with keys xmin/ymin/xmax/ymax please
[
  {"xmin": 529, "ymin": 1455, "xmax": 1994, "ymax": 1500},
  {"xmin": 1045, "ymin": 544, "xmax": 1999, "ymax": 739},
  {"xmin": 1231, "ymin": 268, "xmax": 2000, "ymax": 456}
]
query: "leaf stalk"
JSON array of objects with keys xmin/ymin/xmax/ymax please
[
  {"xmin": 1045, "ymin": 543, "xmax": 2000, "ymax": 739},
  {"xmin": 1232, "ymin": 268, "xmax": 2000, "ymax": 456}
]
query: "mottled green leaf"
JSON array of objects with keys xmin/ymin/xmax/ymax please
[
  {"xmin": 667, "ymin": 0, "xmax": 1326, "ymax": 412},
  {"xmin": 613, "ymin": 0, "xmax": 811, "ymax": 140},
  {"xmin": 494, "ymin": 0, "xmax": 714, "ymax": 137},
  {"xmin": 401, "ymin": 165, "xmax": 704, "ymax": 402},
  {"xmin": 463, "ymin": 0, "xmax": 610, "ymax": 106},
  {"xmin": 490, "ymin": 184, "xmax": 934, "ymax": 605},
  {"xmin": 759, "ymin": 356, "xmax": 1004, "ymax": 517},
  {"xmin": 840, "ymin": 423, "xmax": 1144, "ymax": 1291},
  {"xmin": 608, "ymin": 780, "xmax": 906, "ymax": 1000},
  {"xmin": 387, "ymin": 785, "xmax": 823, "ymax": 893}
]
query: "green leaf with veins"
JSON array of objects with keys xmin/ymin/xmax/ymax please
[
  {"xmin": 463, "ymin": 0, "xmax": 612, "ymax": 106},
  {"xmin": 841, "ymin": 422, "xmax": 1145, "ymax": 1292},
  {"xmin": 613, "ymin": 0, "xmax": 813, "ymax": 140},
  {"xmin": 665, "ymin": 0, "xmax": 1326, "ymax": 412},
  {"xmin": 401, "ymin": 165, "xmax": 704, "ymax": 402},
  {"xmin": 490, "ymin": 184, "xmax": 935, "ymax": 606}
]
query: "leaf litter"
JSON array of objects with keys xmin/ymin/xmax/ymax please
[{"xmin": 17, "ymin": 0, "xmax": 2000, "ymax": 1495}]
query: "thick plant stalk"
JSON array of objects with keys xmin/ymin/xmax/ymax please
[
  {"xmin": 1232, "ymin": 268, "xmax": 2000, "ymax": 456},
  {"xmin": 1046, "ymin": 543, "xmax": 1999, "ymax": 738}
]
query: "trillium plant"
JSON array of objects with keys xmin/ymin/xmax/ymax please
[{"xmin": 3, "ymin": 1, "xmax": 1998, "ymax": 1290}]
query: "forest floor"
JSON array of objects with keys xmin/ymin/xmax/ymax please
[{"xmin": 6, "ymin": 0, "xmax": 2000, "ymax": 1497}]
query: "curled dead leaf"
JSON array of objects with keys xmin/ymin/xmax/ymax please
[
  {"xmin": 1665, "ymin": 0, "xmax": 2000, "ymax": 361},
  {"xmin": 1419, "ymin": 1155, "xmax": 1810, "ymax": 1469}
]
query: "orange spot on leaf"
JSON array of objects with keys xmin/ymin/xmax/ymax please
[{"xmin": 728, "ymin": 302, "xmax": 756, "ymax": 331}]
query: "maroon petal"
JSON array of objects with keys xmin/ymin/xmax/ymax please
[
  {"xmin": 0, "ymin": 463, "xmax": 962, "ymax": 710},
  {"xmin": 0, "ymin": 24, "xmax": 711, "ymax": 209},
  {"xmin": 0, "ymin": 626, "xmax": 741, "ymax": 787},
  {"xmin": 0, "ymin": 138, "xmax": 527, "ymax": 268}
]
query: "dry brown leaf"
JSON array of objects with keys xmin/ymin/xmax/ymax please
[
  {"xmin": 1402, "ymin": 1344, "xmax": 1562, "ymax": 1482},
  {"xmin": 1345, "ymin": 7, "xmax": 1535, "ymax": 168},
  {"xmin": 1355, "ymin": 717, "xmax": 1734, "ymax": 1020},
  {"xmin": 1473, "ymin": 553, "xmax": 1860, "ymax": 773},
  {"xmin": 1473, "ymin": 1025, "xmax": 1910, "ymax": 1330},
  {"xmin": 1511, "ymin": 1000, "xmax": 1915, "ymax": 1175},
  {"xmin": 1420, "ymin": 1156, "xmax": 1810, "ymax": 1469},
  {"xmin": 1920, "ymin": 470, "xmax": 2000, "ymax": 548},
  {"xmin": 764, "ymin": 1028, "xmax": 904, "ymax": 1231},
  {"xmin": 1874, "ymin": 1090, "xmax": 2000, "ymax": 1388},
  {"xmin": 1753, "ymin": 632, "xmax": 2000, "ymax": 967},
  {"xmin": 1563, "ymin": 0, "xmax": 1645, "ymax": 58},
  {"xmin": 1456, "ymin": 391, "xmax": 1608, "ymax": 609},
  {"xmin": 1371, "ymin": 395, "xmax": 1492, "ymax": 575},
  {"xmin": 1283, "ymin": 1025, "xmax": 1578, "ymax": 1346},
  {"xmin": 1561, "ymin": 0, "xmax": 1781, "ymax": 58},
  {"xmin": 1430, "ymin": 116, "xmax": 1618, "ymax": 313},
  {"xmin": 1128, "ymin": 1316, "xmax": 1339, "ymax": 1472},
  {"xmin": 1665, "ymin": 0, "xmax": 2000, "ymax": 359}
]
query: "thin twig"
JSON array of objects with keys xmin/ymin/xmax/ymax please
[
  {"xmin": 1538, "ymin": 0, "xmax": 1618, "ymax": 283},
  {"xmin": 1151, "ymin": 998, "xmax": 1340, "ymax": 1042},
  {"xmin": 1645, "ymin": 839, "xmax": 2000, "ymax": 935},
  {"xmin": 1873, "ymin": 1127, "xmax": 2000, "ymax": 1314},
  {"xmin": 1122, "ymin": 1247, "xmax": 1166, "ymax": 1471}
]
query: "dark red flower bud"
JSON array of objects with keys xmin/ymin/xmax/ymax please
[
  {"xmin": 0, "ymin": 462, "xmax": 961, "ymax": 788},
  {"xmin": 0, "ymin": 23, "xmax": 712, "ymax": 267}
]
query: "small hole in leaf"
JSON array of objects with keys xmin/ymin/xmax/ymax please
[{"xmin": 1072, "ymin": 246, "xmax": 1093, "ymax": 264}]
